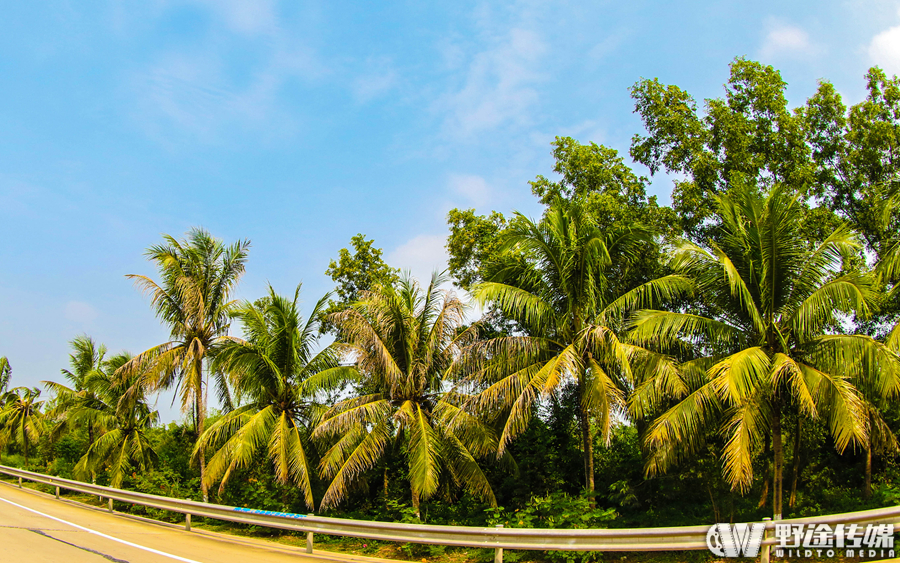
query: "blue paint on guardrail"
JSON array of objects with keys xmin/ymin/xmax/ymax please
[{"xmin": 232, "ymin": 506, "xmax": 307, "ymax": 519}]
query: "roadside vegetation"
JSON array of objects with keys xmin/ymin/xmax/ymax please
[{"xmin": 4, "ymin": 58, "xmax": 900, "ymax": 562}]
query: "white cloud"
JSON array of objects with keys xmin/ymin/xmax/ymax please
[
  {"xmin": 449, "ymin": 174, "xmax": 491, "ymax": 207},
  {"xmin": 64, "ymin": 301, "xmax": 98, "ymax": 324},
  {"xmin": 190, "ymin": 0, "xmax": 278, "ymax": 36},
  {"xmin": 132, "ymin": 44, "xmax": 322, "ymax": 143},
  {"xmin": 129, "ymin": 2, "xmax": 326, "ymax": 144},
  {"xmin": 759, "ymin": 22, "xmax": 817, "ymax": 59},
  {"xmin": 353, "ymin": 58, "xmax": 397, "ymax": 103},
  {"xmin": 388, "ymin": 234, "xmax": 449, "ymax": 286},
  {"xmin": 436, "ymin": 27, "xmax": 546, "ymax": 138},
  {"xmin": 869, "ymin": 23, "xmax": 900, "ymax": 75},
  {"xmin": 588, "ymin": 32, "xmax": 627, "ymax": 61},
  {"xmin": 136, "ymin": 54, "xmax": 230, "ymax": 139},
  {"xmin": 437, "ymin": 38, "xmax": 466, "ymax": 71}
]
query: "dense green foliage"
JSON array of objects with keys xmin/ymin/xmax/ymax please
[
  {"xmin": 0, "ymin": 387, "xmax": 44, "ymax": 467},
  {"xmin": 468, "ymin": 197, "xmax": 688, "ymax": 499},
  {"xmin": 633, "ymin": 184, "xmax": 899, "ymax": 519},
  {"xmin": 4, "ymin": 60, "xmax": 900, "ymax": 562},
  {"xmin": 198, "ymin": 284, "xmax": 351, "ymax": 508},
  {"xmin": 317, "ymin": 272, "xmax": 500, "ymax": 516}
]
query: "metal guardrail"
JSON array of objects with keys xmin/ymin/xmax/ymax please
[{"xmin": 1, "ymin": 464, "xmax": 898, "ymax": 559}]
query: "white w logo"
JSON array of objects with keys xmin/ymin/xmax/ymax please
[{"xmin": 706, "ymin": 523, "xmax": 766, "ymax": 557}]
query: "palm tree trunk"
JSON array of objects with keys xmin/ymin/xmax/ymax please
[
  {"xmin": 864, "ymin": 445, "xmax": 872, "ymax": 500},
  {"xmin": 864, "ymin": 409, "xmax": 873, "ymax": 500},
  {"xmin": 758, "ymin": 434, "xmax": 770, "ymax": 508},
  {"xmin": 198, "ymin": 421, "xmax": 208, "ymax": 502},
  {"xmin": 707, "ymin": 480, "xmax": 720, "ymax": 522},
  {"xmin": 384, "ymin": 463, "xmax": 390, "ymax": 511},
  {"xmin": 789, "ymin": 417, "xmax": 801, "ymax": 509},
  {"xmin": 772, "ymin": 397, "xmax": 784, "ymax": 521},
  {"xmin": 411, "ymin": 487, "xmax": 421, "ymax": 520},
  {"xmin": 196, "ymin": 364, "xmax": 209, "ymax": 503},
  {"xmin": 579, "ymin": 403, "xmax": 595, "ymax": 503}
]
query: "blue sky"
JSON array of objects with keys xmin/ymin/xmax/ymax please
[{"xmin": 3, "ymin": 0, "xmax": 900, "ymax": 421}]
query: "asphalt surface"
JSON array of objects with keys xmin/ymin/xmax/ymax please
[{"xmin": 0, "ymin": 481, "xmax": 390, "ymax": 563}]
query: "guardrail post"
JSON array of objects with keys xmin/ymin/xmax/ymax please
[
  {"xmin": 185, "ymin": 513, "xmax": 191, "ymax": 532},
  {"xmin": 760, "ymin": 517, "xmax": 772, "ymax": 563},
  {"xmin": 306, "ymin": 514, "xmax": 314, "ymax": 554},
  {"xmin": 55, "ymin": 486, "xmax": 60, "ymax": 499},
  {"xmin": 494, "ymin": 524, "xmax": 503, "ymax": 563},
  {"xmin": 17, "ymin": 477, "xmax": 21, "ymax": 488},
  {"xmin": 108, "ymin": 498, "xmax": 113, "ymax": 513}
]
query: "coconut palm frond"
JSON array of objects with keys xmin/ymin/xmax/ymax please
[
  {"xmin": 634, "ymin": 185, "xmax": 881, "ymax": 520},
  {"xmin": 721, "ymin": 390, "xmax": 770, "ymax": 493},
  {"xmin": 196, "ymin": 285, "xmax": 349, "ymax": 508},
  {"xmin": 318, "ymin": 420, "xmax": 390, "ymax": 510}
]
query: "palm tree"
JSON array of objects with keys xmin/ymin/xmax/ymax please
[
  {"xmin": 862, "ymin": 190, "xmax": 900, "ymax": 498},
  {"xmin": 0, "ymin": 357, "xmax": 10, "ymax": 392},
  {"xmin": 470, "ymin": 198, "xmax": 689, "ymax": 497},
  {"xmin": 73, "ymin": 352, "xmax": 159, "ymax": 487},
  {"xmin": 631, "ymin": 185, "xmax": 900, "ymax": 520},
  {"xmin": 315, "ymin": 273, "xmax": 500, "ymax": 517},
  {"xmin": 61, "ymin": 336, "xmax": 107, "ymax": 385},
  {"xmin": 123, "ymin": 228, "xmax": 250, "ymax": 502},
  {"xmin": 0, "ymin": 387, "xmax": 46, "ymax": 468},
  {"xmin": 195, "ymin": 285, "xmax": 352, "ymax": 508},
  {"xmin": 45, "ymin": 336, "xmax": 108, "ymax": 450}
]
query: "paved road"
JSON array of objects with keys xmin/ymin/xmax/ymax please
[{"xmin": 0, "ymin": 481, "xmax": 384, "ymax": 563}]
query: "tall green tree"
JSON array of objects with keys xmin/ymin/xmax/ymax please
[
  {"xmin": 535, "ymin": 137, "xmax": 680, "ymax": 298},
  {"xmin": 446, "ymin": 209, "xmax": 509, "ymax": 290},
  {"xmin": 630, "ymin": 58, "xmax": 822, "ymax": 242},
  {"xmin": 322, "ymin": 234, "xmax": 399, "ymax": 330},
  {"xmin": 446, "ymin": 137, "xmax": 677, "ymax": 293},
  {"xmin": 803, "ymin": 67, "xmax": 900, "ymax": 257},
  {"xmin": 803, "ymin": 70, "xmax": 900, "ymax": 341},
  {"xmin": 531, "ymin": 137, "xmax": 677, "ymax": 236},
  {"xmin": 123, "ymin": 228, "xmax": 250, "ymax": 502},
  {"xmin": 196, "ymin": 284, "xmax": 353, "ymax": 508},
  {"xmin": 631, "ymin": 185, "xmax": 900, "ymax": 520},
  {"xmin": 470, "ymin": 197, "xmax": 689, "ymax": 498},
  {"xmin": 315, "ymin": 273, "xmax": 500, "ymax": 517},
  {"xmin": 0, "ymin": 387, "xmax": 45, "ymax": 468}
]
